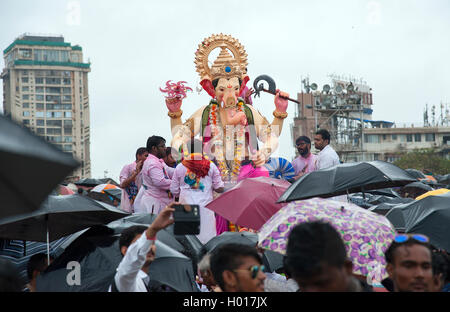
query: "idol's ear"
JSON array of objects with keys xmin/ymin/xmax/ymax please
[
  {"xmin": 200, "ymin": 78, "xmax": 216, "ymax": 98},
  {"xmin": 239, "ymin": 75, "xmax": 250, "ymax": 97}
]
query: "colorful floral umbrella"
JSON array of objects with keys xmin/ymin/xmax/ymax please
[{"xmin": 258, "ymin": 198, "xmax": 396, "ymax": 284}]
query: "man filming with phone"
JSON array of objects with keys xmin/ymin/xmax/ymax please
[{"xmin": 110, "ymin": 203, "xmax": 176, "ymax": 292}]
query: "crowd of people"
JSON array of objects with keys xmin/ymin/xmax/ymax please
[{"xmin": 1, "ymin": 128, "xmax": 449, "ymax": 293}]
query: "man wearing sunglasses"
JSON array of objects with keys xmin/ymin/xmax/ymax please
[
  {"xmin": 385, "ymin": 234, "xmax": 434, "ymax": 292},
  {"xmin": 210, "ymin": 243, "xmax": 266, "ymax": 292},
  {"xmin": 292, "ymin": 136, "xmax": 317, "ymax": 180}
]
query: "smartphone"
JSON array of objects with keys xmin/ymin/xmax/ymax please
[{"xmin": 172, "ymin": 204, "xmax": 200, "ymax": 235}]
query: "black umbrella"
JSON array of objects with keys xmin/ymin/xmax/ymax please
[
  {"xmin": 74, "ymin": 178, "xmax": 105, "ymax": 187},
  {"xmin": 386, "ymin": 192, "xmax": 450, "ymax": 251},
  {"xmin": 36, "ymin": 232, "xmax": 122, "ymax": 292},
  {"xmin": 365, "ymin": 188, "xmax": 401, "ymax": 198},
  {"xmin": 202, "ymin": 231, "xmax": 258, "ymax": 255},
  {"xmin": 367, "ymin": 195, "xmax": 415, "ymax": 206},
  {"xmin": 104, "ymin": 188, "xmax": 122, "ymax": 202},
  {"xmin": 0, "ymin": 114, "xmax": 80, "ymax": 219},
  {"xmin": 0, "ymin": 195, "xmax": 128, "ymax": 264},
  {"xmin": 147, "ymin": 240, "xmax": 199, "ymax": 292},
  {"xmin": 278, "ymin": 161, "xmax": 417, "ymax": 203},
  {"xmin": 437, "ymin": 174, "xmax": 450, "ymax": 185},
  {"xmin": 402, "ymin": 181, "xmax": 434, "ymax": 192},
  {"xmin": 106, "ymin": 214, "xmax": 185, "ymax": 253},
  {"xmin": 404, "ymin": 169, "xmax": 427, "ymax": 180},
  {"xmin": 385, "ymin": 205, "xmax": 407, "ymax": 232}
]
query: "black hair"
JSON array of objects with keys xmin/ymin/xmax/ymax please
[
  {"xmin": 211, "ymin": 78, "xmax": 243, "ymax": 89},
  {"xmin": 384, "ymin": 238, "xmax": 432, "ymax": 265},
  {"xmin": 285, "ymin": 221, "xmax": 347, "ymax": 279},
  {"xmin": 146, "ymin": 136, "xmax": 166, "ymax": 152},
  {"xmin": 432, "ymin": 251, "xmax": 448, "ymax": 283},
  {"xmin": 315, "ymin": 129, "xmax": 331, "ymax": 143},
  {"xmin": 119, "ymin": 225, "xmax": 148, "ymax": 252},
  {"xmin": 296, "ymin": 136, "xmax": 311, "ymax": 145},
  {"xmin": 26, "ymin": 253, "xmax": 52, "ymax": 280},
  {"xmin": 210, "ymin": 243, "xmax": 262, "ymax": 290},
  {"xmin": 186, "ymin": 138, "xmax": 203, "ymax": 155},
  {"xmin": 0, "ymin": 258, "xmax": 24, "ymax": 292},
  {"xmin": 135, "ymin": 147, "xmax": 148, "ymax": 159}
]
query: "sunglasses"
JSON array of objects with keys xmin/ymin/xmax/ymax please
[
  {"xmin": 394, "ymin": 234, "xmax": 429, "ymax": 244},
  {"xmin": 233, "ymin": 265, "xmax": 265, "ymax": 279}
]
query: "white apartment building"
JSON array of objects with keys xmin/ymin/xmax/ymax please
[{"xmin": 1, "ymin": 34, "xmax": 91, "ymax": 180}]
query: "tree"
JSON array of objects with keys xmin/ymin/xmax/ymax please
[{"xmin": 393, "ymin": 149, "xmax": 450, "ymax": 175}]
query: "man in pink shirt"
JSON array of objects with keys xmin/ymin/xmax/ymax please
[
  {"xmin": 291, "ymin": 136, "xmax": 317, "ymax": 180},
  {"xmin": 119, "ymin": 147, "xmax": 148, "ymax": 213},
  {"xmin": 139, "ymin": 136, "xmax": 175, "ymax": 215}
]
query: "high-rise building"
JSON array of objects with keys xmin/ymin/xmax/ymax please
[{"xmin": 1, "ymin": 34, "xmax": 91, "ymax": 181}]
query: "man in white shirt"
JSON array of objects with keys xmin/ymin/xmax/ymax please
[
  {"xmin": 110, "ymin": 203, "xmax": 176, "ymax": 292},
  {"xmin": 314, "ymin": 129, "xmax": 340, "ymax": 170}
]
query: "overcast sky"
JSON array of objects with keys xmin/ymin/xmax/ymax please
[{"xmin": 1, "ymin": 0, "xmax": 449, "ymax": 181}]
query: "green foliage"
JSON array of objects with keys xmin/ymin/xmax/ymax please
[{"xmin": 393, "ymin": 149, "xmax": 450, "ymax": 175}]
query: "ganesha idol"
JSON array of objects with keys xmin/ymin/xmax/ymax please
[{"xmin": 163, "ymin": 34, "xmax": 289, "ymax": 184}]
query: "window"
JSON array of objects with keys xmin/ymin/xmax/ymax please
[
  {"xmin": 63, "ymin": 144, "xmax": 72, "ymax": 152},
  {"xmin": 63, "ymin": 78, "xmax": 71, "ymax": 85},
  {"xmin": 36, "ymin": 111, "xmax": 44, "ymax": 118},
  {"xmin": 36, "ymin": 128, "xmax": 45, "ymax": 135},
  {"xmin": 64, "ymin": 120, "xmax": 73, "ymax": 126},
  {"xmin": 63, "ymin": 87, "xmax": 71, "ymax": 94},
  {"xmin": 46, "ymin": 112, "xmax": 52, "ymax": 118},
  {"xmin": 63, "ymin": 95, "xmax": 71, "ymax": 102},
  {"xmin": 23, "ymin": 111, "xmax": 30, "ymax": 117},
  {"xmin": 23, "ymin": 102, "xmax": 30, "ymax": 108},
  {"xmin": 36, "ymin": 95, "xmax": 44, "ymax": 101},
  {"xmin": 60, "ymin": 51, "xmax": 69, "ymax": 62},
  {"xmin": 406, "ymin": 134, "xmax": 413, "ymax": 142},
  {"xmin": 22, "ymin": 86, "xmax": 29, "ymax": 92},
  {"xmin": 35, "ymin": 77, "xmax": 44, "ymax": 84},
  {"xmin": 23, "ymin": 119, "xmax": 30, "ymax": 125},
  {"xmin": 399, "ymin": 134, "xmax": 407, "ymax": 142},
  {"xmin": 46, "ymin": 78, "xmax": 61, "ymax": 84},
  {"xmin": 63, "ymin": 71, "xmax": 71, "ymax": 77},
  {"xmin": 63, "ymin": 104, "xmax": 72, "ymax": 110},
  {"xmin": 414, "ymin": 134, "xmax": 422, "ymax": 142},
  {"xmin": 364, "ymin": 134, "xmax": 380, "ymax": 143},
  {"xmin": 64, "ymin": 111, "xmax": 72, "ymax": 118},
  {"xmin": 382, "ymin": 134, "xmax": 387, "ymax": 141},
  {"xmin": 36, "ymin": 103, "xmax": 44, "ymax": 110},
  {"xmin": 54, "ymin": 112, "xmax": 63, "ymax": 118},
  {"xmin": 22, "ymin": 94, "xmax": 29, "ymax": 100},
  {"xmin": 425, "ymin": 133, "xmax": 435, "ymax": 142},
  {"xmin": 22, "ymin": 77, "xmax": 29, "ymax": 83},
  {"xmin": 47, "ymin": 120, "xmax": 62, "ymax": 127},
  {"xmin": 64, "ymin": 136, "xmax": 73, "ymax": 143},
  {"xmin": 46, "ymin": 95, "xmax": 61, "ymax": 102},
  {"xmin": 36, "ymin": 119, "xmax": 44, "ymax": 126},
  {"xmin": 47, "ymin": 128, "xmax": 61, "ymax": 135},
  {"xmin": 64, "ymin": 127, "xmax": 72, "ymax": 135},
  {"xmin": 36, "ymin": 86, "xmax": 44, "ymax": 93},
  {"xmin": 18, "ymin": 49, "xmax": 32, "ymax": 59},
  {"xmin": 46, "ymin": 87, "xmax": 61, "ymax": 94}
]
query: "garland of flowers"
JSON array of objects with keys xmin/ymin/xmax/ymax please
[{"xmin": 209, "ymin": 98, "xmax": 246, "ymax": 182}]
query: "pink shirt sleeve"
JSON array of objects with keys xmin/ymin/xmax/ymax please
[
  {"xmin": 210, "ymin": 163, "xmax": 224, "ymax": 190},
  {"xmin": 119, "ymin": 163, "xmax": 132, "ymax": 184},
  {"xmin": 169, "ymin": 166, "xmax": 182, "ymax": 197},
  {"xmin": 148, "ymin": 161, "xmax": 172, "ymax": 190}
]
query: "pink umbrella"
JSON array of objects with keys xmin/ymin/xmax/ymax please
[
  {"xmin": 206, "ymin": 176, "xmax": 291, "ymax": 231},
  {"xmin": 58, "ymin": 185, "xmax": 75, "ymax": 195}
]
